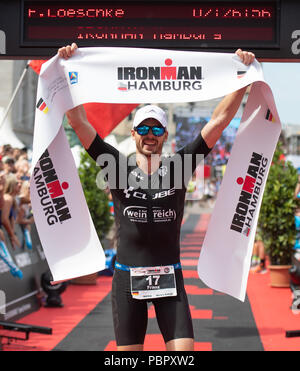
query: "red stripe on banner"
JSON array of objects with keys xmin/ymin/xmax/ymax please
[{"xmin": 39, "ymin": 102, "xmax": 46, "ymax": 111}]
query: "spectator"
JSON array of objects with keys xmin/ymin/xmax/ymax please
[
  {"xmin": 2, "ymin": 173, "xmax": 21, "ymax": 248},
  {"xmin": 17, "ymin": 181, "xmax": 33, "ymax": 249},
  {"xmin": 0, "ymin": 144, "xmax": 33, "ymax": 249},
  {"xmin": 294, "ymin": 206, "xmax": 300, "ymax": 257},
  {"xmin": 2, "ymin": 156, "xmax": 16, "ymax": 175},
  {"xmin": 0, "ymin": 174, "xmax": 7, "ymax": 249},
  {"xmin": 251, "ymin": 231, "xmax": 267, "ymax": 274},
  {"xmin": 1, "ymin": 144, "xmax": 14, "ymax": 158},
  {"xmin": 0, "ymin": 173, "xmax": 5, "ymax": 238},
  {"xmin": 294, "ymin": 174, "xmax": 300, "ymax": 200},
  {"xmin": 203, "ymin": 179, "xmax": 217, "ymax": 208},
  {"xmin": 12, "ymin": 148, "xmax": 21, "ymax": 160},
  {"xmin": 293, "ymin": 176, "xmax": 300, "ymax": 261},
  {"xmin": 15, "ymin": 157, "xmax": 30, "ymax": 181}
]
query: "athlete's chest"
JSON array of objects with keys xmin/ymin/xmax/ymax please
[{"xmin": 112, "ymin": 163, "xmax": 184, "ymax": 224}]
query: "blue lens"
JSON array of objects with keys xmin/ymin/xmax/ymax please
[
  {"xmin": 136, "ymin": 125, "xmax": 150, "ymax": 135},
  {"xmin": 151, "ymin": 126, "xmax": 165, "ymax": 136},
  {"xmin": 136, "ymin": 125, "xmax": 165, "ymax": 137}
]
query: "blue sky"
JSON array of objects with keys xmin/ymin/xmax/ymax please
[{"xmin": 262, "ymin": 62, "xmax": 300, "ymax": 126}]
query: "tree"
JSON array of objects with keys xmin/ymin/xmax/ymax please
[
  {"xmin": 78, "ymin": 150, "xmax": 113, "ymax": 240},
  {"xmin": 258, "ymin": 141, "xmax": 298, "ymax": 265}
]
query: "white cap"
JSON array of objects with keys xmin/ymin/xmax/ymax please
[{"xmin": 132, "ymin": 105, "xmax": 168, "ymax": 128}]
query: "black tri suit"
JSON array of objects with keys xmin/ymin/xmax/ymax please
[{"xmin": 87, "ymin": 131, "xmax": 211, "ymax": 346}]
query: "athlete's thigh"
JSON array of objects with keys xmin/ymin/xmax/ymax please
[
  {"xmin": 111, "ymin": 269, "xmax": 148, "ymax": 346},
  {"xmin": 153, "ymin": 270, "xmax": 194, "ymax": 343}
]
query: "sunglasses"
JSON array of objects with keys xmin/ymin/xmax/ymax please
[{"xmin": 135, "ymin": 125, "xmax": 166, "ymax": 137}]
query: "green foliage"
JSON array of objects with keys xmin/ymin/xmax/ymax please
[
  {"xmin": 63, "ymin": 115, "xmax": 81, "ymax": 147},
  {"xmin": 258, "ymin": 141, "xmax": 298, "ymax": 265},
  {"xmin": 78, "ymin": 150, "xmax": 113, "ymax": 240}
]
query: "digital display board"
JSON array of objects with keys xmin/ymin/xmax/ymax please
[
  {"xmin": 2, "ymin": 0, "xmax": 300, "ymax": 60},
  {"xmin": 22, "ymin": 1, "xmax": 278, "ymax": 48}
]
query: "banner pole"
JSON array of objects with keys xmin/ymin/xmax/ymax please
[{"xmin": 0, "ymin": 61, "xmax": 30, "ymax": 131}]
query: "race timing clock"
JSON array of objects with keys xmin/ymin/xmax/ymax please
[
  {"xmin": 22, "ymin": 1, "xmax": 278, "ymax": 48},
  {"xmin": 1, "ymin": 0, "xmax": 300, "ymax": 60}
]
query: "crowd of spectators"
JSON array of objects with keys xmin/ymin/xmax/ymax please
[{"xmin": 0, "ymin": 144, "xmax": 33, "ymax": 249}]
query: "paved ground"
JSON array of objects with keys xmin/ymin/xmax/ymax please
[{"xmin": 2, "ymin": 202, "xmax": 300, "ymax": 352}]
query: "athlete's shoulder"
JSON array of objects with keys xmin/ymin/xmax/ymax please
[{"xmin": 86, "ymin": 133, "xmax": 120, "ymax": 161}]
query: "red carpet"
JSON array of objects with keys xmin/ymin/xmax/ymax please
[
  {"xmin": 2, "ymin": 276, "xmax": 112, "ymax": 351},
  {"xmin": 247, "ymin": 266, "xmax": 300, "ymax": 351},
  {"xmin": 1, "ymin": 213, "xmax": 300, "ymax": 351}
]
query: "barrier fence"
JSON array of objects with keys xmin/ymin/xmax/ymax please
[{"xmin": 0, "ymin": 223, "xmax": 48, "ymax": 321}]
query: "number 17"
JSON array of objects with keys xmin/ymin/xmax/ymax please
[{"xmin": 146, "ymin": 275, "xmax": 160, "ymax": 286}]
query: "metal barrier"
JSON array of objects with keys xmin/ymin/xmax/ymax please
[
  {"xmin": 0, "ymin": 320, "xmax": 52, "ymax": 350},
  {"xmin": 0, "ymin": 223, "xmax": 49, "ymax": 322}
]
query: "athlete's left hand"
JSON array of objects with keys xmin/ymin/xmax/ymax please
[{"xmin": 235, "ymin": 49, "xmax": 255, "ymax": 65}]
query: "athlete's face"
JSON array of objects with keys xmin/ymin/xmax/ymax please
[{"xmin": 131, "ymin": 118, "xmax": 168, "ymax": 157}]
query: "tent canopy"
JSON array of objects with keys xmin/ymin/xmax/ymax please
[{"xmin": 0, "ymin": 106, "xmax": 25, "ymax": 149}]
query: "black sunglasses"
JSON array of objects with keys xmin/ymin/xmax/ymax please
[{"xmin": 135, "ymin": 125, "xmax": 166, "ymax": 137}]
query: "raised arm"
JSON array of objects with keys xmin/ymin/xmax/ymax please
[
  {"xmin": 2, "ymin": 195, "xmax": 20, "ymax": 248},
  {"xmin": 65, "ymin": 105, "xmax": 97, "ymax": 150},
  {"xmin": 201, "ymin": 49, "xmax": 255, "ymax": 149},
  {"xmin": 58, "ymin": 43, "xmax": 97, "ymax": 149}
]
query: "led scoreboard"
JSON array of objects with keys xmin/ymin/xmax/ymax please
[
  {"xmin": 0, "ymin": 0, "xmax": 300, "ymax": 59},
  {"xmin": 22, "ymin": 1, "xmax": 278, "ymax": 48}
]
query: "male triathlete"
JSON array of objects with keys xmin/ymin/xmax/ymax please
[{"xmin": 58, "ymin": 44, "xmax": 254, "ymax": 351}]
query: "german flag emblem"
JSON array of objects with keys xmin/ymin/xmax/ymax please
[
  {"xmin": 265, "ymin": 109, "xmax": 275, "ymax": 122},
  {"xmin": 118, "ymin": 83, "xmax": 128, "ymax": 91},
  {"xmin": 237, "ymin": 70, "xmax": 246, "ymax": 79},
  {"xmin": 36, "ymin": 98, "xmax": 49, "ymax": 114}
]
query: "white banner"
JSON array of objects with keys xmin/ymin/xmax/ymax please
[
  {"xmin": 198, "ymin": 81, "xmax": 280, "ymax": 301},
  {"xmin": 31, "ymin": 47, "xmax": 281, "ymax": 295}
]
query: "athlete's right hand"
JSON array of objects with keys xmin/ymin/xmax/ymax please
[{"xmin": 57, "ymin": 43, "xmax": 78, "ymax": 59}]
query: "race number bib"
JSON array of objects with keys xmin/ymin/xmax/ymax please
[{"xmin": 130, "ymin": 265, "xmax": 177, "ymax": 300}]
